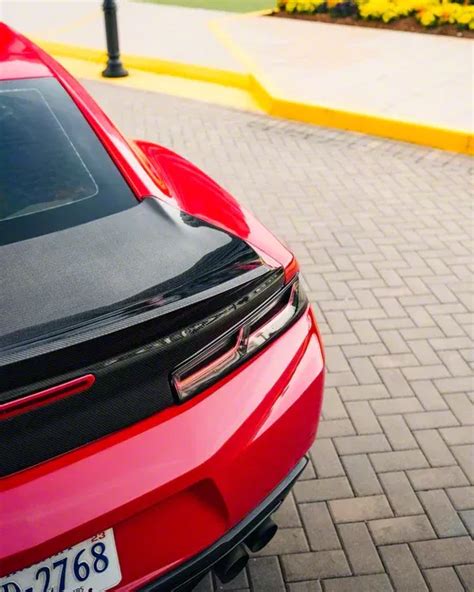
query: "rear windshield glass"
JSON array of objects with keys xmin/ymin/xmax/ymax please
[{"xmin": 0, "ymin": 78, "xmax": 135, "ymax": 244}]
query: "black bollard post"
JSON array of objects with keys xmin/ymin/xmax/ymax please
[{"xmin": 102, "ymin": 0, "xmax": 128, "ymax": 78}]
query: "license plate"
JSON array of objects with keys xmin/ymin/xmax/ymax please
[{"xmin": 1, "ymin": 529, "xmax": 122, "ymax": 592}]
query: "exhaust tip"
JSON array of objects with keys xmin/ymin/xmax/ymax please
[
  {"xmin": 244, "ymin": 517, "xmax": 278, "ymax": 553},
  {"xmin": 214, "ymin": 544, "xmax": 249, "ymax": 584}
]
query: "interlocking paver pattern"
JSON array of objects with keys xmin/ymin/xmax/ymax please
[{"xmin": 84, "ymin": 81, "xmax": 474, "ymax": 591}]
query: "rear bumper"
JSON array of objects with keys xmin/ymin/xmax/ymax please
[
  {"xmin": 141, "ymin": 458, "xmax": 307, "ymax": 591},
  {"xmin": 0, "ymin": 308, "xmax": 324, "ymax": 589}
]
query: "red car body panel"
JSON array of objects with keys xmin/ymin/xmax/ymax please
[
  {"xmin": 0, "ymin": 24, "xmax": 52, "ymax": 81},
  {"xmin": 131, "ymin": 141, "xmax": 295, "ymax": 278},
  {"xmin": 0, "ymin": 22, "xmax": 325, "ymax": 590}
]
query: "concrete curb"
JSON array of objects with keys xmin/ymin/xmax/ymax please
[
  {"xmin": 36, "ymin": 39, "xmax": 251, "ymax": 90},
  {"xmin": 36, "ymin": 28, "xmax": 473, "ymax": 155}
]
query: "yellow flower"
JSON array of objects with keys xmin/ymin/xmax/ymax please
[
  {"xmin": 419, "ymin": 8, "xmax": 436, "ymax": 25},
  {"xmin": 294, "ymin": 0, "xmax": 319, "ymax": 10},
  {"xmin": 280, "ymin": 0, "xmax": 474, "ymax": 29},
  {"xmin": 382, "ymin": 9, "xmax": 398, "ymax": 20},
  {"xmin": 359, "ymin": 0, "xmax": 394, "ymax": 19},
  {"xmin": 433, "ymin": 3, "xmax": 456, "ymax": 23},
  {"xmin": 456, "ymin": 9, "xmax": 474, "ymax": 25}
]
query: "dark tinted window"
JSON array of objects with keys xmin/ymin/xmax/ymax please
[{"xmin": 0, "ymin": 78, "xmax": 136, "ymax": 244}]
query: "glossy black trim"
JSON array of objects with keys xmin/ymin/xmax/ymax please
[
  {"xmin": 139, "ymin": 458, "xmax": 308, "ymax": 592},
  {"xmin": 1, "ymin": 269, "xmax": 283, "ymax": 399}
]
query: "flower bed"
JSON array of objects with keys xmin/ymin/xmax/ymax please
[{"xmin": 275, "ymin": 0, "xmax": 474, "ymax": 36}]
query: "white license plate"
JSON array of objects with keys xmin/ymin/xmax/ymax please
[{"xmin": 1, "ymin": 529, "xmax": 122, "ymax": 592}]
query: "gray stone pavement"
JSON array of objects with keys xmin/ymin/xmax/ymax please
[{"xmin": 84, "ymin": 81, "xmax": 474, "ymax": 591}]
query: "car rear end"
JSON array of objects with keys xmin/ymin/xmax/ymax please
[
  {"xmin": 0, "ymin": 25, "xmax": 325, "ymax": 592},
  {"xmin": 2, "ymin": 299, "xmax": 323, "ymax": 591}
]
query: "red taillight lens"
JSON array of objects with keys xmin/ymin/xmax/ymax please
[
  {"xmin": 0, "ymin": 374, "xmax": 95, "ymax": 421},
  {"xmin": 284, "ymin": 256, "xmax": 299, "ymax": 283}
]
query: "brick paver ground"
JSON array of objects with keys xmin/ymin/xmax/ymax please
[{"xmin": 84, "ymin": 81, "xmax": 474, "ymax": 592}]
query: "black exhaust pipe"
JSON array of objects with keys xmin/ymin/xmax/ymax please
[
  {"xmin": 244, "ymin": 517, "xmax": 278, "ymax": 553},
  {"xmin": 213, "ymin": 544, "xmax": 249, "ymax": 583}
]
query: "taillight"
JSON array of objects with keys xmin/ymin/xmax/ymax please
[
  {"xmin": 284, "ymin": 255, "xmax": 299, "ymax": 283},
  {"xmin": 0, "ymin": 374, "xmax": 95, "ymax": 421},
  {"xmin": 172, "ymin": 277, "xmax": 307, "ymax": 401}
]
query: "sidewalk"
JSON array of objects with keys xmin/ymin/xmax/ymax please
[
  {"xmin": 2, "ymin": 0, "xmax": 472, "ymax": 153},
  {"xmin": 2, "ymin": 1, "xmax": 245, "ymax": 73},
  {"xmin": 215, "ymin": 15, "xmax": 472, "ymax": 132}
]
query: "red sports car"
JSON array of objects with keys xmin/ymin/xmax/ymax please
[{"xmin": 0, "ymin": 24, "xmax": 325, "ymax": 592}]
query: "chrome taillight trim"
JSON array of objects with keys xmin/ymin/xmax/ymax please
[{"xmin": 172, "ymin": 278, "xmax": 307, "ymax": 401}]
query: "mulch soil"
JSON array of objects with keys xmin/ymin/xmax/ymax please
[{"xmin": 271, "ymin": 9, "xmax": 474, "ymax": 38}]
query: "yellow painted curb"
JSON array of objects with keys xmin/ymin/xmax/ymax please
[
  {"xmin": 35, "ymin": 33, "xmax": 473, "ymax": 156},
  {"xmin": 247, "ymin": 72, "xmax": 473, "ymax": 155},
  {"xmin": 270, "ymin": 93, "xmax": 473, "ymax": 155},
  {"xmin": 35, "ymin": 40, "xmax": 107, "ymax": 64},
  {"xmin": 53, "ymin": 55, "xmax": 263, "ymax": 114},
  {"xmin": 35, "ymin": 39, "xmax": 250, "ymax": 90}
]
